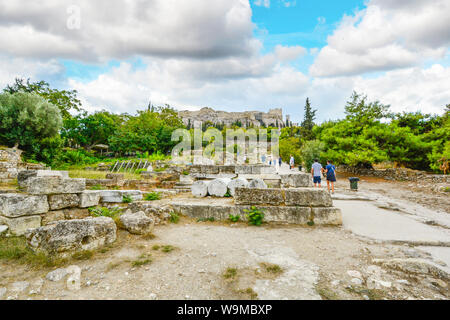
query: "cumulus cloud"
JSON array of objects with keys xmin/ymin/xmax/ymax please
[
  {"xmin": 274, "ymin": 45, "xmax": 307, "ymax": 62},
  {"xmin": 0, "ymin": 0, "xmax": 258, "ymax": 61},
  {"xmin": 254, "ymin": 0, "xmax": 270, "ymax": 8},
  {"xmin": 310, "ymin": 0, "xmax": 450, "ymax": 77}
]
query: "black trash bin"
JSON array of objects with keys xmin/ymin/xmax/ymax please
[
  {"xmin": 298, "ymin": 165, "xmax": 302, "ymax": 172},
  {"xmin": 349, "ymin": 177, "xmax": 360, "ymax": 190}
]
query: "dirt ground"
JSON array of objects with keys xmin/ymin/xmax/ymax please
[
  {"xmin": 335, "ymin": 172, "xmax": 450, "ymax": 214},
  {"xmin": 1, "ymin": 175, "xmax": 449, "ymax": 300}
]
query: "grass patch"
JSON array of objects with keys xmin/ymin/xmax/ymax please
[
  {"xmin": 0, "ymin": 236, "xmax": 67, "ymax": 268},
  {"xmin": 317, "ymin": 287, "xmax": 340, "ymax": 300},
  {"xmin": 223, "ymin": 267, "xmax": 238, "ymax": 279},
  {"xmin": 89, "ymin": 184, "xmax": 105, "ymax": 190},
  {"xmin": 161, "ymin": 245, "xmax": 175, "ymax": 253},
  {"xmin": 238, "ymin": 288, "xmax": 258, "ymax": 300},
  {"xmin": 89, "ymin": 206, "xmax": 123, "ymax": 225},
  {"xmin": 142, "ymin": 233, "xmax": 156, "ymax": 240},
  {"xmin": 122, "ymin": 195, "xmax": 133, "ymax": 203},
  {"xmin": 144, "ymin": 192, "xmax": 161, "ymax": 201},
  {"xmin": 169, "ymin": 212, "xmax": 180, "ymax": 224},
  {"xmin": 132, "ymin": 253, "xmax": 153, "ymax": 267},
  {"xmin": 261, "ymin": 263, "xmax": 283, "ymax": 275},
  {"xmin": 72, "ymin": 250, "xmax": 94, "ymax": 260},
  {"xmin": 152, "ymin": 245, "xmax": 161, "ymax": 251}
]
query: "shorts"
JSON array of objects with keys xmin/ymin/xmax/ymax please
[
  {"xmin": 327, "ymin": 174, "xmax": 336, "ymax": 182},
  {"xmin": 313, "ymin": 176, "xmax": 322, "ymax": 184}
]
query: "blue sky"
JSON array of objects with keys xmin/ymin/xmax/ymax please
[{"xmin": 0, "ymin": 0, "xmax": 449, "ymax": 122}]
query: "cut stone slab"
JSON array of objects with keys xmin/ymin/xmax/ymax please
[
  {"xmin": 207, "ymin": 178, "xmax": 232, "ymax": 197},
  {"xmin": 280, "ymin": 173, "xmax": 313, "ymax": 188},
  {"xmin": 78, "ymin": 191, "xmax": 101, "ymax": 208},
  {"xmin": 312, "ymin": 207, "xmax": 343, "ymax": 225},
  {"xmin": 128, "ymin": 202, "xmax": 172, "ymax": 225},
  {"xmin": 99, "ymin": 190, "xmax": 143, "ymax": 203},
  {"xmin": 42, "ymin": 210, "xmax": 66, "ymax": 226},
  {"xmin": 25, "ymin": 217, "xmax": 117, "ymax": 257},
  {"xmin": 191, "ymin": 180, "xmax": 211, "ymax": 198},
  {"xmin": 0, "ymin": 193, "xmax": 49, "ymax": 218},
  {"xmin": 0, "ymin": 215, "xmax": 42, "ymax": 236},
  {"xmin": 227, "ymin": 178, "xmax": 249, "ymax": 197},
  {"xmin": 18, "ymin": 170, "xmax": 69, "ymax": 188},
  {"xmin": 119, "ymin": 211, "xmax": 155, "ymax": 235},
  {"xmin": 48, "ymin": 194, "xmax": 80, "ymax": 210},
  {"xmin": 248, "ymin": 178, "xmax": 268, "ymax": 189},
  {"xmin": 285, "ymin": 188, "xmax": 333, "ymax": 207},
  {"xmin": 234, "ymin": 188, "xmax": 284, "ymax": 206},
  {"xmin": 26, "ymin": 177, "xmax": 86, "ymax": 195}
]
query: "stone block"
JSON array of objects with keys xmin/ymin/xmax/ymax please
[
  {"xmin": 280, "ymin": 173, "xmax": 313, "ymax": 188},
  {"xmin": 48, "ymin": 194, "xmax": 80, "ymax": 210},
  {"xmin": 42, "ymin": 211, "xmax": 66, "ymax": 226},
  {"xmin": 25, "ymin": 217, "xmax": 117, "ymax": 256},
  {"xmin": 26, "ymin": 177, "xmax": 86, "ymax": 195},
  {"xmin": 99, "ymin": 190, "xmax": 143, "ymax": 203},
  {"xmin": 63, "ymin": 208, "xmax": 90, "ymax": 220},
  {"xmin": 234, "ymin": 188, "xmax": 284, "ymax": 206},
  {"xmin": 79, "ymin": 191, "xmax": 101, "ymax": 208},
  {"xmin": 119, "ymin": 211, "xmax": 155, "ymax": 235},
  {"xmin": 0, "ymin": 215, "xmax": 42, "ymax": 236},
  {"xmin": 235, "ymin": 165, "xmax": 252, "ymax": 174},
  {"xmin": 285, "ymin": 188, "xmax": 332, "ymax": 207},
  {"xmin": 201, "ymin": 166, "xmax": 219, "ymax": 174},
  {"xmin": 312, "ymin": 207, "xmax": 343, "ymax": 225},
  {"xmin": 0, "ymin": 193, "xmax": 49, "ymax": 218}
]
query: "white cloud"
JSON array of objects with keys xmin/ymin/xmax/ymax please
[
  {"xmin": 274, "ymin": 45, "xmax": 307, "ymax": 62},
  {"xmin": 0, "ymin": 0, "xmax": 258, "ymax": 62},
  {"xmin": 254, "ymin": 0, "xmax": 270, "ymax": 8},
  {"xmin": 310, "ymin": 0, "xmax": 450, "ymax": 77}
]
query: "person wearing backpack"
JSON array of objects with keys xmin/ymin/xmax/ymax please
[{"xmin": 325, "ymin": 160, "xmax": 337, "ymax": 194}]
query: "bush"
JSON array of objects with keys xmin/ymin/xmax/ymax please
[
  {"xmin": 89, "ymin": 206, "xmax": 123, "ymax": 224},
  {"xmin": 244, "ymin": 206, "xmax": 264, "ymax": 226},
  {"xmin": 169, "ymin": 212, "xmax": 180, "ymax": 224},
  {"xmin": 229, "ymin": 214, "xmax": 240, "ymax": 223},
  {"xmin": 122, "ymin": 195, "xmax": 133, "ymax": 203},
  {"xmin": 144, "ymin": 192, "xmax": 161, "ymax": 201}
]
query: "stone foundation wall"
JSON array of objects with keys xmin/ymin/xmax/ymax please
[{"xmin": 338, "ymin": 166, "xmax": 449, "ymax": 183}]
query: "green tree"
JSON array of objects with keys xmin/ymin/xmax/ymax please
[
  {"xmin": 345, "ymin": 91, "xmax": 391, "ymax": 125},
  {"xmin": 4, "ymin": 78, "xmax": 82, "ymax": 119},
  {"xmin": 301, "ymin": 98, "xmax": 317, "ymax": 140},
  {"xmin": 301, "ymin": 139, "xmax": 326, "ymax": 171},
  {"xmin": 0, "ymin": 92, "xmax": 62, "ymax": 156}
]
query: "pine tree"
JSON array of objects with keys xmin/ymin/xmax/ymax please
[{"xmin": 301, "ymin": 98, "xmax": 317, "ymax": 140}]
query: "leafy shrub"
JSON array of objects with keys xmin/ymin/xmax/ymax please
[
  {"xmin": 89, "ymin": 206, "xmax": 123, "ymax": 224},
  {"xmin": 122, "ymin": 195, "xmax": 133, "ymax": 203},
  {"xmin": 89, "ymin": 184, "xmax": 104, "ymax": 190},
  {"xmin": 169, "ymin": 212, "xmax": 180, "ymax": 224},
  {"xmin": 244, "ymin": 206, "xmax": 264, "ymax": 226},
  {"xmin": 228, "ymin": 214, "xmax": 240, "ymax": 223},
  {"xmin": 144, "ymin": 192, "xmax": 161, "ymax": 201}
]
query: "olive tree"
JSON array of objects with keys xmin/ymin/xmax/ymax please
[{"xmin": 0, "ymin": 92, "xmax": 62, "ymax": 152}]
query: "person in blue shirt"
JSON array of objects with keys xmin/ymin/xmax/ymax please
[{"xmin": 325, "ymin": 160, "xmax": 337, "ymax": 194}]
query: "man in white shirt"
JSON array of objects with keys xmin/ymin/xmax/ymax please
[{"xmin": 311, "ymin": 159, "xmax": 323, "ymax": 188}]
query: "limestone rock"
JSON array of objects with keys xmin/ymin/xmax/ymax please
[
  {"xmin": 119, "ymin": 211, "xmax": 155, "ymax": 235},
  {"xmin": 248, "ymin": 178, "xmax": 267, "ymax": 189},
  {"xmin": 66, "ymin": 265, "xmax": 81, "ymax": 291},
  {"xmin": 0, "ymin": 215, "xmax": 41, "ymax": 236},
  {"xmin": 0, "ymin": 287, "xmax": 6, "ymax": 299},
  {"xmin": 366, "ymin": 277, "xmax": 392, "ymax": 290},
  {"xmin": 46, "ymin": 268, "xmax": 68, "ymax": 282},
  {"xmin": 48, "ymin": 194, "xmax": 80, "ymax": 210},
  {"xmin": 63, "ymin": 208, "xmax": 90, "ymax": 220},
  {"xmin": 234, "ymin": 188, "xmax": 284, "ymax": 206},
  {"xmin": 191, "ymin": 180, "xmax": 211, "ymax": 198},
  {"xmin": 26, "ymin": 177, "xmax": 86, "ymax": 195},
  {"xmin": 18, "ymin": 170, "xmax": 69, "ymax": 188},
  {"xmin": 42, "ymin": 210, "xmax": 66, "ymax": 226},
  {"xmin": 78, "ymin": 191, "xmax": 101, "ymax": 208},
  {"xmin": 227, "ymin": 178, "xmax": 249, "ymax": 197},
  {"xmin": 128, "ymin": 202, "xmax": 172, "ymax": 224},
  {"xmin": 280, "ymin": 173, "xmax": 313, "ymax": 188},
  {"xmin": 312, "ymin": 207, "xmax": 342, "ymax": 225},
  {"xmin": 11, "ymin": 281, "xmax": 29, "ymax": 293},
  {"xmin": 207, "ymin": 178, "xmax": 232, "ymax": 197},
  {"xmin": 0, "ymin": 225, "xmax": 8, "ymax": 235},
  {"xmin": 25, "ymin": 217, "xmax": 117, "ymax": 256},
  {"xmin": 98, "ymin": 190, "xmax": 143, "ymax": 203},
  {"xmin": 285, "ymin": 188, "xmax": 333, "ymax": 207},
  {"xmin": 0, "ymin": 193, "xmax": 49, "ymax": 218}
]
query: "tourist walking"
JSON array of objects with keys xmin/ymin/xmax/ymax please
[
  {"xmin": 325, "ymin": 160, "xmax": 337, "ymax": 194},
  {"xmin": 311, "ymin": 159, "xmax": 323, "ymax": 188},
  {"xmin": 279, "ymin": 156, "xmax": 282, "ymax": 167},
  {"xmin": 289, "ymin": 155, "xmax": 295, "ymax": 170}
]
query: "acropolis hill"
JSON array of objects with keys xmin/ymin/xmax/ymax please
[{"xmin": 178, "ymin": 107, "xmax": 291, "ymax": 128}]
